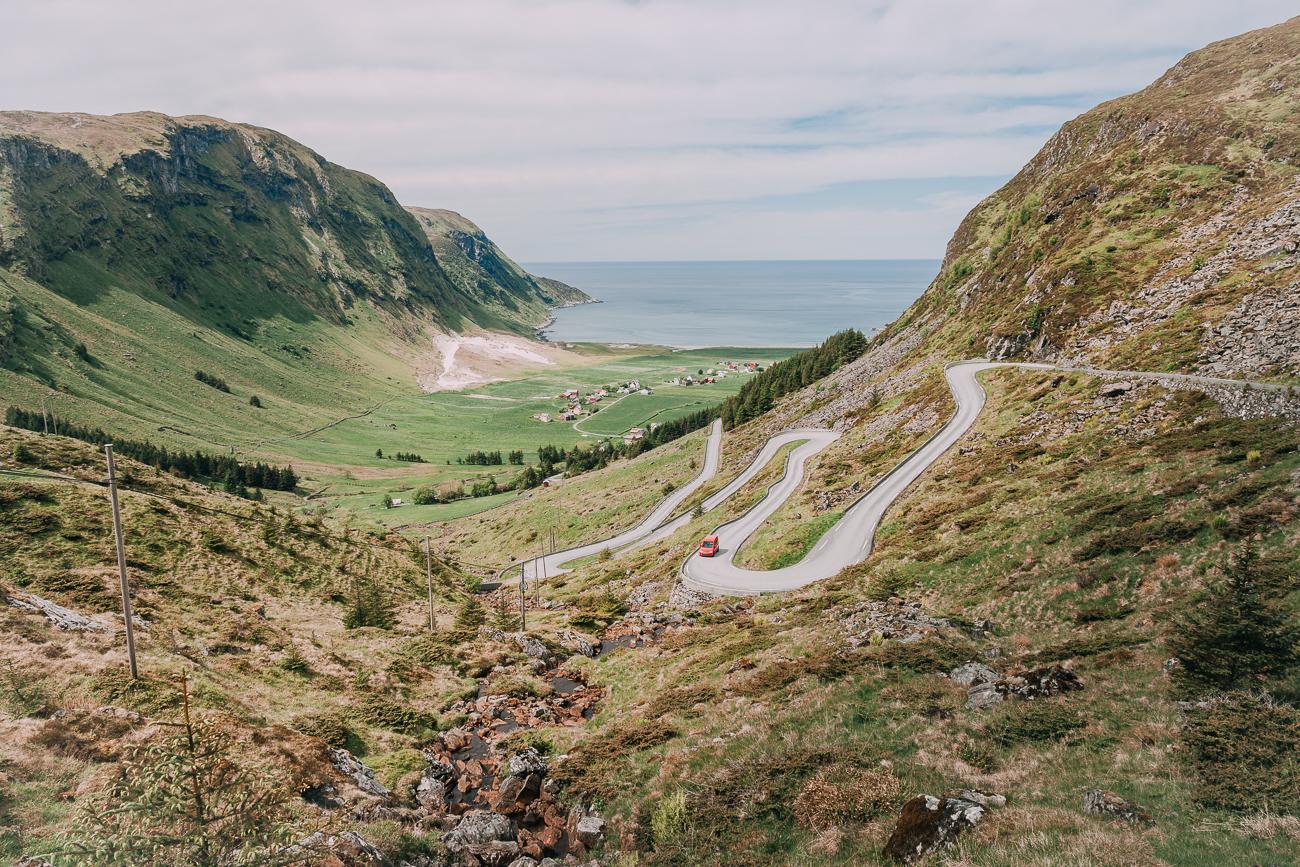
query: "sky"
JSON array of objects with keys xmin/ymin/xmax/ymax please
[{"xmin": 1, "ymin": 1, "xmax": 1295, "ymax": 261}]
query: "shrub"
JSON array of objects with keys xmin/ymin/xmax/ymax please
[
  {"xmin": 248, "ymin": 395, "xmax": 262, "ymax": 408},
  {"xmin": 12, "ymin": 442, "xmax": 36, "ymax": 464},
  {"xmin": 1166, "ymin": 545, "xmax": 1299, "ymax": 698},
  {"xmin": 986, "ymin": 701, "xmax": 1086, "ymax": 746},
  {"xmin": 650, "ymin": 789, "xmax": 688, "ymax": 849},
  {"xmin": 644, "ymin": 683, "xmax": 719, "ymax": 720},
  {"xmin": 1181, "ymin": 694, "xmax": 1300, "ymax": 811},
  {"xmin": 413, "ymin": 485, "xmax": 441, "ymax": 505},
  {"xmin": 501, "ymin": 729, "xmax": 555, "ymax": 758},
  {"xmin": 292, "ymin": 712, "xmax": 365, "ymax": 754},
  {"xmin": 956, "ymin": 738, "xmax": 998, "ymax": 773},
  {"xmin": 792, "ymin": 765, "xmax": 901, "ymax": 830},
  {"xmin": 359, "ymin": 694, "xmax": 438, "ymax": 737},
  {"xmin": 194, "ymin": 370, "xmax": 231, "ymax": 393}
]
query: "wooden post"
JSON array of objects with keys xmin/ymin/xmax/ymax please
[
  {"xmin": 104, "ymin": 445, "xmax": 139, "ymax": 679},
  {"xmin": 424, "ymin": 536, "xmax": 435, "ymax": 632}
]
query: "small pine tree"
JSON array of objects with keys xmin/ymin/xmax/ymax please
[
  {"xmin": 1166, "ymin": 545, "xmax": 1300, "ymax": 697},
  {"xmin": 691, "ymin": 502, "xmax": 705, "ymax": 520},
  {"xmin": 52, "ymin": 673, "xmax": 309, "ymax": 865},
  {"xmin": 382, "ymin": 493, "xmax": 393, "ymax": 509},
  {"xmin": 453, "ymin": 597, "xmax": 486, "ymax": 635},
  {"xmin": 343, "ymin": 577, "xmax": 396, "ymax": 630},
  {"xmin": 248, "ymin": 395, "xmax": 262, "ymax": 408},
  {"xmin": 375, "ymin": 448, "xmax": 384, "ymax": 459},
  {"xmin": 492, "ymin": 591, "xmax": 519, "ymax": 631}
]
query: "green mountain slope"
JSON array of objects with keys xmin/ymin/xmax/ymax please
[
  {"xmin": 0, "ymin": 111, "xmax": 589, "ymax": 468},
  {"xmin": 887, "ymin": 16, "xmax": 1300, "ymax": 380}
]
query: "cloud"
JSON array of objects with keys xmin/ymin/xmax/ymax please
[{"xmin": 1, "ymin": 0, "xmax": 1295, "ymax": 259}]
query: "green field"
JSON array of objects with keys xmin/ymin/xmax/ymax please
[
  {"xmin": 292, "ymin": 347, "xmax": 792, "ymax": 524},
  {"xmin": 0, "ymin": 266, "xmax": 793, "ymax": 528}
]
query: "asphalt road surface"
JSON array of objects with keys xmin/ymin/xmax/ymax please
[{"xmin": 521, "ymin": 360, "xmax": 1270, "ymax": 596}]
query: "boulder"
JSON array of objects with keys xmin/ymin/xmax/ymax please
[
  {"xmin": 441, "ymin": 726, "xmax": 473, "ymax": 752},
  {"xmin": 1099, "ymin": 380, "xmax": 1135, "ymax": 397},
  {"xmin": 1082, "ymin": 789, "xmax": 1151, "ymax": 824},
  {"xmin": 463, "ymin": 840, "xmax": 520, "ymax": 867},
  {"xmin": 508, "ymin": 748, "xmax": 548, "ymax": 778},
  {"xmin": 507, "ymin": 859, "xmax": 540, "ymax": 867},
  {"xmin": 966, "ymin": 664, "xmax": 1081, "ymax": 709},
  {"xmin": 444, "ymin": 810, "xmax": 516, "ymax": 855},
  {"xmin": 965, "ymin": 682, "xmax": 1004, "ymax": 711},
  {"xmin": 514, "ymin": 632, "xmax": 550, "ymax": 660},
  {"xmin": 1001, "ymin": 664, "xmax": 1083, "ymax": 699},
  {"xmin": 328, "ymin": 749, "xmax": 391, "ymax": 798},
  {"xmin": 560, "ymin": 630, "xmax": 599, "ymax": 658},
  {"xmin": 575, "ymin": 814, "xmax": 605, "ymax": 847},
  {"xmin": 415, "ymin": 776, "xmax": 448, "ymax": 812},
  {"xmin": 298, "ymin": 830, "xmax": 389, "ymax": 865},
  {"xmin": 495, "ymin": 771, "xmax": 541, "ymax": 813},
  {"xmin": 949, "ymin": 662, "xmax": 999, "ymax": 687},
  {"xmin": 882, "ymin": 791, "xmax": 1002, "ymax": 863}
]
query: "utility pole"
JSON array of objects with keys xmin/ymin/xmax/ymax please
[
  {"xmin": 518, "ymin": 566, "xmax": 527, "ymax": 632},
  {"xmin": 424, "ymin": 535, "xmax": 435, "ymax": 632},
  {"xmin": 104, "ymin": 445, "xmax": 139, "ymax": 679}
]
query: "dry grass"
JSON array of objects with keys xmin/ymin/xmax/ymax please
[{"xmin": 792, "ymin": 765, "xmax": 902, "ymax": 830}]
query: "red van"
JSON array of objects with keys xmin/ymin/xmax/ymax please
[{"xmin": 699, "ymin": 534, "xmax": 719, "ymax": 557}]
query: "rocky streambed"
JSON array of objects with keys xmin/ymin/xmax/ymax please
[{"xmin": 323, "ymin": 612, "xmax": 684, "ymax": 866}]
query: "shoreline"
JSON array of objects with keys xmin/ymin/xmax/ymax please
[{"xmin": 534, "ymin": 297, "xmax": 602, "ymax": 343}]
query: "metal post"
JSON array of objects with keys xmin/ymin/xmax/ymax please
[
  {"xmin": 538, "ymin": 537, "xmax": 547, "ymax": 605},
  {"xmin": 104, "ymin": 445, "xmax": 139, "ymax": 679},
  {"xmin": 518, "ymin": 569, "xmax": 527, "ymax": 632},
  {"xmin": 424, "ymin": 536, "xmax": 435, "ymax": 632}
]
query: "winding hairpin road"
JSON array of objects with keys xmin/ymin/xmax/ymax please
[{"xmin": 521, "ymin": 360, "xmax": 1285, "ymax": 595}]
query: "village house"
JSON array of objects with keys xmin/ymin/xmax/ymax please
[
  {"xmin": 623, "ymin": 427, "xmax": 646, "ymax": 443},
  {"xmin": 532, "ymin": 412, "xmax": 551, "ymax": 423}
]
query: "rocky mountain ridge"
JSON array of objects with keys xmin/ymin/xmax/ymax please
[{"xmin": 887, "ymin": 16, "xmax": 1300, "ymax": 382}]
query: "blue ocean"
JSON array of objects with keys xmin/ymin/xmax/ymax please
[{"xmin": 525, "ymin": 259, "xmax": 938, "ymax": 348}]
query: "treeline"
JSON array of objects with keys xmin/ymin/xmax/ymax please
[
  {"xmin": 525, "ymin": 406, "xmax": 717, "ymax": 488},
  {"xmin": 394, "ymin": 452, "xmax": 426, "ymax": 463},
  {"xmin": 4, "ymin": 406, "xmax": 299, "ymax": 492},
  {"xmin": 460, "ymin": 450, "xmax": 503, "ymax": 466},
  {"xmin": 718, "ymin": 329, "xmax": 868, "ymax": 429}
]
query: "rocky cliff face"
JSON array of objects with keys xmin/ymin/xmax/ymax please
[
  {"xmin": 407, "ymin": 207, "xmax": 591, "ymax": 329},
  {"xmin": 893, "ymin": 16, "xmax": 1300, "ymax": 380}
]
